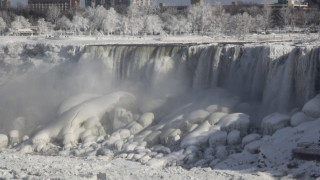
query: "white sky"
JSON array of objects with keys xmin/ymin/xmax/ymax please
[{"xmin": 11, "ymin": 0, "xmax": 264, "ymax": 7}]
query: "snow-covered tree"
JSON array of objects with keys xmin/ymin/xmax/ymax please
[
  {"xmin": 102, "ymin": 8, "xmax": 119, "ymax": 35},
  {"xmin": 72, "ymin": 13, "xmax": 89, "ymax": 34},
  {"xmin": 143, "ymin": 15, "xmax": 162, "ymax": 35},
  {"xmin": 210, "ymin": 3, "xmax": 229, "ymax": 35},
  {"xmin": 225, "ymin": 12, "xmax": 252, "ymax": 38},
  {"xmin": 0, "ymin": 17, "xmax": 7, "ymax": 35},
  {"xmin": 56, "ymin": 16, "xmax": 72, "ymax": 30},
  {"xmin": 37, "ymin": 18, "xmax": 51, "ymax": 34},
  {"xmin": 47, "ymin": 6, "xmax": 60, "ymax": 23},
  {"xmin": 11, "ymin": 16, "xmax": 30, "ymax": 30},
  {"xmin": 261, "ymin": 5, "xmax": 272, "ymax": 33},
  {"xmin": 125, "ymin": 5, "xmax": 144, "ymax": 35}
]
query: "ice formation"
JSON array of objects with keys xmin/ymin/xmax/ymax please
[{"xmin": 0, "ymin": 41, "xmax": 320, "ymax": 179}]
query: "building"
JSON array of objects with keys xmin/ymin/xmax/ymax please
[
  {"xmin": 288, "ymin": 0, "xmax": 308, "ymax": 7},
  {"xmin": 191, "ymin": 0, "xmax": 203, "ymax": 4},
  {"xmin": 28, "ymin": 0, "xmax": 80, "ymax": 12},
  {"xmin": 0, "ymin": 0, "xmax": 10, "ymax": 9},
  {"xmin": 85, "ymin": 0, "xmax": 152, "ymax": 7}
]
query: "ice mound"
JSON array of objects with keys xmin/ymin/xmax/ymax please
[
  {"xmin": 261, "ymin": 113, "xmax": 290, "ymax": 135},
  {"xmin": 302, "ymin": 94, "xmax": 320, "ymax": 118},
  {"xmin": 28, "ymin": 91, "xmax": 136, "ymax": 151}
]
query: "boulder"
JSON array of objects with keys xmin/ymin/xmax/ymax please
[
  {"xmin": 208, "ymin": 112, "xmax": 227, "ymax": 125},
  {"xmin": 242, "ymin": 133, "xmax": 261, "ymax": 147},
  {"xmin": 0, "ymin": 134, "xmax": 8, "ymax": 148},
  {"xmin": 218, "ymin": 113, "xmax": 250, "ymax": 135},
  {"xmin": 302, "ymin": 94, "xmax": 320, "ymax": 118},
  {"xmin": 227, "ymin": 130, "xmax": 241, "ymax": 145},
  {"xmin": 261, "ymin": 113, "xmax": 290, "ymax": 135},
  {"xmin": 209, "ymin": 130, "xmax": 227, "ymax": 148},
  {"xmin": 187, "ymin": 110, "xmax": 210, "ymax": 124},
  {"xmin": 290, "ymin": 112, "xmax": 313, "ymax": 127}
]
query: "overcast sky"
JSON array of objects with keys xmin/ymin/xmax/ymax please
[{"xmin": 11, "ymin": 0, "xmax": 265, "ymax": 7}]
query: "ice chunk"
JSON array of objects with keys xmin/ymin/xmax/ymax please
[
  {"xmin": 290, "ymin": 112, "xmax": 313, "ymax": 127},
  {"xmin": 218, "ymin": 113, "xmax": 250, "ymax": 135},
  {"xmin": 227, "ymin": 130, "xmax": 241, "ymax": 145},
  {"xmin": 261, "ymin": 112, "xmax": 290, "ymax": 135},
  {"xmin": 208, "ymin": 130, "xmax": 227, "ymax": 148},
  {"xmin": 241, "ymin": 133, "xmax": 261, "ymax": 147},
  {"xmin": 0, "ymin": 134, "xmax": 8, "ymax": 148},
  {"xmin": 302, "ymin": 94, "xmax": 320, "ymax": 118}
]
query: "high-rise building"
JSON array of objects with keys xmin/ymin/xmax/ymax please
[
  {"xmin": 85, "ymin": 0, "xmax": 152, "ymax": 7},
  {"xmin": 28, "ymin": 0, "xmax": 80, "ymax": 12},
  {"xmin": 0, "ymin": 0, "xmax": 10, "ymax": 9}
]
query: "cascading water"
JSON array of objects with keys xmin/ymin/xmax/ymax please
[{"xmin": 1, "ymin": 42, "xmax": 320, "ymax": 171}]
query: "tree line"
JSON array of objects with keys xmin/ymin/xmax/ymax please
[{"xmin": 0, "ymin": 3, "xmax": 319, "ymax": 37}]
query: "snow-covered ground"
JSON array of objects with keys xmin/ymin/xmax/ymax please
[{"xmin": 1, "ymin": 35, "xmax": 320, "ymax": 179}]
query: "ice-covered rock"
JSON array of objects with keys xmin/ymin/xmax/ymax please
[
  {"xmin": 261, "ymin": 112, "xmax": 290, "ymax": 135},
  {"xmin": 208, "ymin": 112, "xmax": 227, "ymax": 126},
  {"xmin": 137, "ymin": 113, "xmax": 154, "ymax": 128},
  {"xmin": 186, "ymin": 109, "xmax": 210, "ymax": 124},
  {"xmin": 241, "ymin": 133, "xmax": 261, "ymax": 147},
  {"xmin": 180, "ymin": 121, "xmax": 212, "ymax": 148},
  {"xmin": 9, "ymin": 130, "xmax": 20, "ymax": 146},
  {"xmin": 244, "ymin": 140, "xmax": 262, "ymax": 154},
  {"xmin": 109, "ymin": 107, "xmax": 133, "ymax": 132},
  {"xmin": 302, "ymin": 94, "xmax": 320, "ymax": 118},
  {"xmin": 208, "ymin": 130, "xmax": 227, "ymax": 148},
  {"xmin": 227, "ymin": 130, "xmax": 241, "ymax": 145},
  {"xmin": 30, "ymin": 91, "xmax": 135, "ymax": 151},
  {"xmin": 160, "ymin": 128, "xmax": 181, "ymax": 145},
  {"xmin": 217, "ymin": 113, "xmax": 250, "ymax": 135},
  {"xmin": 58, "ymin": 93, "xmax": 100, "ymax": 115},
  {"xmin": 0, "ymin": 134, "xmax": 8, "ymax": 148},
  {"xmin": 215, "ymin": 145, "xmax": 228, "ymax": 159},
  {"xmin": 290, "ymin": 112, "xmax": 313, "ymax": 127}
]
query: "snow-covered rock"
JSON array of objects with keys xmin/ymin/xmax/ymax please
[
  {"xmin": 180, "ymin": 121, "xmax": 212, "ymax": 148},
  {"xmin": 186, "ymin": 109, "xmax": 210, "ymax": 124},
  {"xmin": 302, "ymin": 94, "xmax": 320, "ymax": 118},
  {"xmin": 290, "ymin": 112, "xmax": 313, "ymax": 127},
  {"xmin": 208, "ymin": 130, "xmax": 227, "ymax": 148},
  {"xmin": 137, "ymin": 113, "xmax": 154, "ymax": 128},
  {"xmin": 9, "ymin": 130, "xmax": 20, "ymax": 146},
  {"xmin": 261, "ymin": 112, "xmax": 290, "ymax": 135},
  {"xmin": 109, "ymin": 107, "xmax": 133, "ymax": 132},
  {"xmin": 244, "ymin": 140, "xmax": 262, "ymax": 154},
  {"xmin": 215, "ymin": 145, "xmax": 228, "ymax": 159},
  {"xmin": 208, "ymin": 112, "xmax": 227, "ymax": 126},
  {"xmin": 0, "ymin": 134, "xmax": 8, "ymax": 148},
  {"xmin": 218, "ymin": 113, "xmax": 250, "ymax": 135},
  {"xmin": 241, "ymin": 133, "xmax": 261, "ymax": 147},
  {"xmin": 227, "ymin": 130, "xmax": 241, "ymax": 145},
  {"xmin": 29, "ymin": 91, "xmax": 135, "ymax": 151}
]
